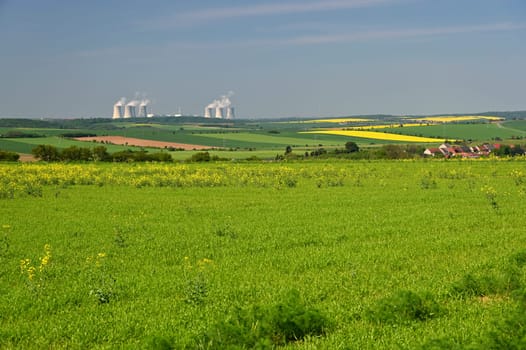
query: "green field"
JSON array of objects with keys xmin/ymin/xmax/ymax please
[
  {"xmin": 0, "ymin": 136, "xmax": 160, "ymax": 154},
  {"xmin": 1, "ymin": 160, "xmax": 526, "ymax": 349},
  {"xmin": 1, "ymin": 117, "xmax": 525, "ymax": 159},
  {"xmin": 381, "ymin": 123, "xmax": 526, "ymax": 141}
]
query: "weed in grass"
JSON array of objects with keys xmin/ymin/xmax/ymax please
[
  {"xmin": 200, "ymin": 289, "xmax": 329, "ymax": 348},
  {"xmin": 481, "ymin": 185, "xmax": 499, "ymax": 211},
  {"xmin": 214, "ymin": 223, "xmax": 237, "ymax": 239},
  {"xmin": 421, "ymin": 172, "xmax": 437, "ymax": 189},
  {"xmin": 452, "ymin": 250, "xmax": 526, "ymax": 299},
  {"xmin": 476, "ymin": 289, "xmax": 526, "ymax": 349},
  {"xmin": 19, "ymin": 244, "xmax": 52, "ymax": 291},
  {"xmin": 420, "ymin": 337, "xmax": 465, "ymax": 350},
  {"xmin": 184, "ymin": 276, "xmax": 208, "ymax": 305},
  {"xmin": 182, "ymin": 257, "xmax": 213, "ymax": 304},
  {"xmin": 144, "ymin": 335, "xmax": 174, "ymax": 350},
  {"xmin": 113, "ymin": 228, "xmax": 127, "ymax": 248},
  {"xmin": 86, "ymin": 252, "xmax": 115, "ymax": 304},
  {"xmin": 509, "ymin": 249, "xmax": 526, "ymax": 267},
  {"xmin": 451, "ymin": 273, "xmax": 500, "ymax": 297},
  {"xmin": 367, "ymin": 290, "xmax": 441, "ymax": 324},
  {"xmin": 89, "ymin": 288, "xmax": 112, "ymax": 304},
  {"xmin": 0, "ymin": 225, "xmax": 10, "ymax": 258},
  {"xmin": 510, "ymin": 169, "xmax": 525, "ymax": 186}
]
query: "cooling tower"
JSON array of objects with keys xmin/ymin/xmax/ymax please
[
  {"xmin": 226, "ymin": 107, "xmax": 235, "ymax": 120},
  {"xmin": 215, "ymin": 106, "xmax": 224, "ymax": 119},
  {"xmin": 204, "ymin": 107, "xmax": 213, "ymax": 118},
  {"xmin": 124, "ymin": 103, "xmax": 136, "ymax": 118},
  {"xmin": 112, "ymin": 104, "xmax": 123, "ymax": 119},
  {"xmin": 139, "ymin": 104, "xmax": 148, "ymax": 118}
]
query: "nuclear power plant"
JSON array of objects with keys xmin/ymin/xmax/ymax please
[
  {"xmin": 112, "ymin": 93, "xmax": 236, "ymax": 119},
  {"xmin": 112, "ymin": 98, "xmax": 151, "ymax": 119},
  {"xmin": 139, "ymin": 101, "xmax": 149, "ymax": 118},
  {"xmin": 112, "ymin": 98, "xmax": 125, "ymax": 119},
  {"xmin": 204, "ymin": 94, "xmax": 235, "ymax": 119}
]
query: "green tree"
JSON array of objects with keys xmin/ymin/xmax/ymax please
[
  {"xmin": 92, "ymin": 146, "xmax": 110, "ymax": 161},
  {"xmin": 61, "ymin": 146, "xmax": 92, "ymax": 161},
  {"xmin": 345, "ymin": 141, "xmax": 359, "ymax": 153},
  {"xmin": 0, "ymin": 150, "xmax": 20, "ymax": 161},
  {"xmin": 32, "ymin": 145, "xmax": 60, "ymax": 162}
]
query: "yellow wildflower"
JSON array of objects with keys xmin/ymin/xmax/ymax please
[
  {"xmin": 20, "ymin": 259, "xmax": 30, "ymax": 273},
  {"xmin": 27, "ymin": 266, "xmax": 36, "ymax": 281}
]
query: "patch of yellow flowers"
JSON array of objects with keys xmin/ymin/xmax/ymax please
[
  {"xmin": 20, "ymin": 244, "xmax": 52, "ymax": 283},
  {"xmin": 0, "ymin": 163, "xmax": 319, "ymax": 198},
  {"xmin": 184, "ymin": 256, "xmax": 214, "ymax": 271},
  {"xmin": 301, "ymin": 130, "xmax": 443, "ymax": 143},
  {"xmin": 86, "ymin": 252, "xmax": 106, "ymax": 268}
]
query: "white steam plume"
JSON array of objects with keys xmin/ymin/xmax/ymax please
[
  {"xmin": 207, "ymin": 92, "xmax": 235, "ymax": 108},
  {"xmin": 114, "ymin": 97, "xmax": 126, "ymax": 106}
]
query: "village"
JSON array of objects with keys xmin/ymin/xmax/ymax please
[{"xmin": 424, "ymin": 143, "xmax": 525, "ymax": 158}]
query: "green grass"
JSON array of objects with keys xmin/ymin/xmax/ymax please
[
  {"xmin": 502, "ymin": 120, "xmax": 526, "ymax": 133},
  {"xmin": 381, "ymin": 123, "xmax": 526, "ymax": 142},
  {"xmin": 2, "ymin": 119, "xmax": 524, "ymax": 157},
  {"xmin": 0, "ymin": 136, "xmax": 160, "ymax": 153},
  {"xmin": 1, "ymin": 160, "xmax": 526, "ymax": 348},
  {"xmin": 0, "ymin": 138, "xmax": 39, "ymax": 153},
  {"xmin": 168, "ymin": 149, "xmax": 285, "ymax": 161}
]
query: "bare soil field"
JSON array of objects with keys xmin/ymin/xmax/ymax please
[
  {"xmin": 18, "ymin": 153, "xmax": 37, "ymax": 162},
  {"xmin": 73, "ymin": 136, "xmax": 209, "ymax": 150}
]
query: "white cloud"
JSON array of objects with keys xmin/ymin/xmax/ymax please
[
  {"xmin": 144, "ymin": 0, "xmax": 405, "ymax": 29},
  {"xmin": 76, "ymin": 22, "xmax": 526, "ymax": 58},
  {"xmin": 174, "ymin": 22, "xmax": 526, "ymax": 48},
  {"xmin": 275, "ymin": 22, "xmax": 526, "ymax": 45}
]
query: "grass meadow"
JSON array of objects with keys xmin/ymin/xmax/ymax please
[{"xmin": 1, "ymin": 160, "xmax": 526, "ymax": 349}]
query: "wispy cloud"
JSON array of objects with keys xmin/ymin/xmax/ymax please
[
  {"xmin": 77, "ymin": 22, "xmax": 526, "ymax": 58},
  {"xmin": 144, "ymin": 0, "xmax": 404, "ymax": 29},
  {"xmin": 181, "ymin": 0, "xmax": 398, "ymax": 20},
  {"xmin": 173, "ymin": 22, "xmax": 526, "ymax": 48},
  {"xmin": 275, "ymin": 22, "xmax": 526, "ymax": 45}
]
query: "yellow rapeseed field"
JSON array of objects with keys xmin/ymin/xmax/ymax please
[{"xmin": 301, "ymin": 130, "xmax": 443, "ymax": 142}]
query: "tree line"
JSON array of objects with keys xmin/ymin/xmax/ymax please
[
  {"xmin": 280, "ymin": 142, "xmax": 427, "ymax": 160},
  {"xmin": 31, "ymin": 145, "xmax": 172, "ymax": 162}
]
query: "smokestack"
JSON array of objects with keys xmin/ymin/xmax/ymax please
[
  {"xmin": 226, "ymin": 107, "xmax": 235, "ymax": 119},
  {"xmin": 112, "ymin": 98, "xmax": 125, "ymax": 119},
  {"xmin": 139, "ymin": 100, "xmax": 149, "ymax": 118},
  {"xmin": 204, "ymin": 107, "xmax": 213, "ymax": 118},
  {"xmin": 215, "ymin": 106, "xmax": 223, "ymax": 119},
  {"xmin": 124, "ymin": 102, "xmax": 137, "ymax": 118}
]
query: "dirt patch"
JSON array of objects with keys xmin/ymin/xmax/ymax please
[
  {"xmin": 73, "ymin": 136, "xmax": 209, "ymax": 151},
  {"xmin": 18, "ymin": 153, "xmax": 37, "ymax": 162}
]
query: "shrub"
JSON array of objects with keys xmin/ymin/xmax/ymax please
[
  {"xmin": 32, "ymin": 144, "xmax": 60, "ymax": 161},
  {"xmin": 367, "ymin": 290, "xmax": 440, "ymax": 323},
  {"xmin": 0, "ymin": 150, "xmax": 20, "ymax": 161},
  {"xmin": 187, "ymin": 152, "xmax": 226, "ymax": 162},
  {"xmin": 200, "ymin": 289, "xmax": 329, "ymax": 348},
  {"xmin": 188, "ymin": 152, "xmax": 211, "ymax": 162}
]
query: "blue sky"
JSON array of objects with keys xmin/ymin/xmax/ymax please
[{"xmin": 0, "ymin": 0, "xmax": 525, "ymax": 118}]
